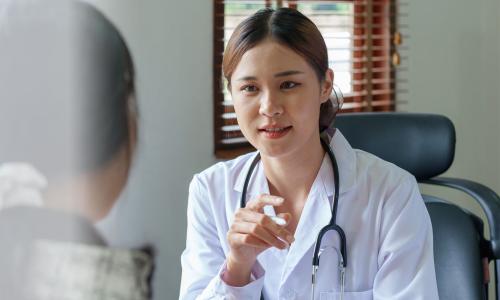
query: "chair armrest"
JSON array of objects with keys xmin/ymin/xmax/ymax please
[{"xmin": 420, "ymin": 177, "xmax": 500, "ymax": 259}]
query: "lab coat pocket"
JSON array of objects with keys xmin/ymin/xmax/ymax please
[{"xmin": 320, "ymin": 289, "xmax": 373, "ymax": 300}]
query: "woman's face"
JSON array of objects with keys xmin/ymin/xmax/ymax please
[{"xmin": 230, "ymin": 39, "xmax": 333, "ymax": 158}]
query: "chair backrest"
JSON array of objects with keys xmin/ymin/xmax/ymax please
[
  {"xmin": 335, "ymin": 112, "xmax": 455, "ymax": 181},
  {"xmin": 424, "ymin": 196, "xmax": 486, "ymax": 299},
  {"xmin": 335, "ymin": 112, "xmax": 491, "ymax": 300}
]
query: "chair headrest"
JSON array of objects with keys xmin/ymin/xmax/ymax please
[{"xmin": 335, "ymin": 112, "xmax": 456, "ymax": 180}]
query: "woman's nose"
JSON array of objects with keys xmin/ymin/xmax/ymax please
[{"xmin": 259, "ymin": 91, "xmax": 283, "ymax": 117}]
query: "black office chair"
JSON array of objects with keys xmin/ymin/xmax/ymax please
[{"xmin": 335, "ymin": 112, "xmax": 500, "ymax": 300}]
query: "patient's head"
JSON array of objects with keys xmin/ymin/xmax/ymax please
[{"xmin": 0, "ymin": 0, "xmax": 137, "ymax": 221}]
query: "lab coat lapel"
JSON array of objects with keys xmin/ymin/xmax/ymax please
[
  {"xmin": 233, "ymin": 152, "xmax": 270, "ymax": 206},
  {"xmin": 326, "ymin": 130, "xmax": 357, "ymax": 196},
  {"xmin": 280, "ymin": 163, "xmax": 332, "ymax": 284},
  {"xmin": 279, "ymin": 129, "xmax": 359, "ymax": 285},
  {"xmin": 246, "ymin": 160, "xmax": 270, "ymax": 201}
]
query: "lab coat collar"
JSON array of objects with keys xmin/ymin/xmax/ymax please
[{"xmin": 233, "ymin": 129, "xmax": 357, "ymax": 198}]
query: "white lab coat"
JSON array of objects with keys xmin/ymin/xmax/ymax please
[{"xmin": 180, "ymin": 130, "xmax": 439, "ymax": 300}]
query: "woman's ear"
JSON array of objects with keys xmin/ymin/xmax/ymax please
[{"xmin": 320, "ymin": 69, "xmax": 334, "ymax": 103}]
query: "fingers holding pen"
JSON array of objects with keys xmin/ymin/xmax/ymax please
[
  {"xmin": 229, "ymin": 221, "xmax": 289, "ymax": 249},
  {"xmin": 228, "ymin": 194, "xmax": 294, "ymax": 253},
  {"xmin": 246, "ymin": 195, "xmax": 295, "ymax": 246},
  {"xmin": 234, "ymin": 209, "xmax": 295, "ymax": 246},
  {"xmin": 245, "ymin": 194, "xmax": 285, "ymax": 211}
]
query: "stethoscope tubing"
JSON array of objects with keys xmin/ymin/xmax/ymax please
[{"xmin": 240, "ymin": 137, "xmax": 347, "ymax": 300}]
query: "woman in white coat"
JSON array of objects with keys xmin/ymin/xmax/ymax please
[{"xmin": 180, "ymin": 8, "xmax": 439, "ymax": 300}]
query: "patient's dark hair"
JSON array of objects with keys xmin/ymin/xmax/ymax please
[
  {"xmin": 222, "ymin": 8, "xmax": 336, "ymax": 132},
  {"xmin": 0, "ymin": 0, "xmax": 137, "ymax": 179}
]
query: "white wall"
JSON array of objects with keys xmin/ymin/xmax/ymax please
[{"xmin": 90, "ymin": 0, "xmax": 500, "ymax": 299}]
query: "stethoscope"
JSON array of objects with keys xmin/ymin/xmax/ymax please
[{"xmin": 240, "ymin": 136, "xmax": 347, "ymax": 300}]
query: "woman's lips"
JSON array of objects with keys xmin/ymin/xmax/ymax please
[{"xmin": 258, "ymin": 126, "xmax": 292, "ymax": 139}]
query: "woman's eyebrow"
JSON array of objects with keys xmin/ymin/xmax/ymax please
[
  {"xmin": 274, "ymin": 70, "xmax": 304, "ymax": 77},
  {"xmin": 236, "ymin": 70, "xmax": 304, "ymax": 81},
  {"xmin": 236, "ymin": 75, "xmax": 257, "ymax": 81}
]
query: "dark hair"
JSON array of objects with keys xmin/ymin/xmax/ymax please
[
  {"xmin": 0, "ymin": 0, "xmax": 137, "ymax": 179},
  {"xmin": 222, "ymin": 8, "xmax": 336, "ymax": 132}
]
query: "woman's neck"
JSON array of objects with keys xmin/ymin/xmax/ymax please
[
  {"xmin": 261, "ymin": 134, "xmax": 325, "ymax": 204},
  {"xmin": 43, "ymin": 178, "xmax": 102, "ymax": 223}
]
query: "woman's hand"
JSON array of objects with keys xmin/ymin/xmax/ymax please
[{"xmin": 224, "ymin": 194, "xmax": 295, "ymax": 286}]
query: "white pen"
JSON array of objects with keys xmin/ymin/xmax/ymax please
[
  {"xmin": 271, "ymin": 216, "xmax": 287, "ymax": 226},
  {"xmin": 263, "ymin": 205, "xmax": 287, "ymax": 226},
  {"xmin": 263, "ymin": 204, "xmax": 290, "ymax": 249}
]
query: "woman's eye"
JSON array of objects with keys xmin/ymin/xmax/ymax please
[
  {"xmin": 241, "ymin": 85, "xmax": 258, "ymax": 93},
  {"xmin": 281, "ymin": 81, "xmax": 299, "ymax": 89}
]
